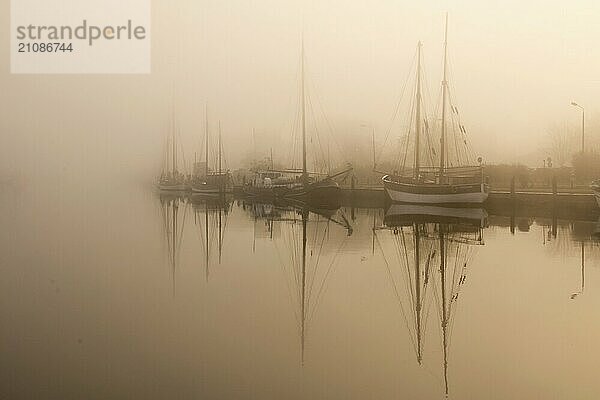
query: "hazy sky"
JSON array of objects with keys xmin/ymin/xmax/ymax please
[{"xmin": 1, "ymin": 0, "xmax": 600, "ymax": 182}]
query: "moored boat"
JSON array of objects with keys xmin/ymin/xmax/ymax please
[
  {"xmin": 242, "ymin": 39, "xmax": 350, "ymax": 208},
  {"xmin": 381, "ymin": 17, "xmax": 488, "ymax": 205},
  {"xmin": 191, "ymin": 113, "xmax": 230, "ymax": 196},
  {"xmin": 157, "ymin": 112, "xmax": 190, "ymax": 192}
]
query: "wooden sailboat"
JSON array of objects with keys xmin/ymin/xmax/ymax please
[
  {"xmin": 382, "ymin": 16, "xmax": 489, "ymax": 205},
  {"xmin": 158, "ymin": 110, "xmax": 189, "ymax": 191},
  {"xmin": 191, "ymin": 112, "xmax": 229, "ymax": 196},
  {"xmin": 243, "ymin": 39, "xmax": 351, "ymax": 208}
]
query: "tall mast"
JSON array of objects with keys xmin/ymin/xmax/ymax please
[
  {"xmin": 172, "ymin": 108, "xmax": 177, "ymax": 174},
  {"xmin": 440, "ymin": 13, "xmax": 449, "ymax": 177},
  {"xmin": 440, "ymin": 225, "xmax": 449, "ymax": 396},
  {"xmin": 414, "ymin": 222, "xmax": 423, "ymax": 364},
  {"xmin": 301, "ymin": 35, "xmax": 308, "ymax": 182},
  {"xmin": 414, "ymin": 42, "xmax": 423, "ymax": 180},
  {"xmin": 301, "ymin": 208, "xmax": 308, "ymax": 365},
  {"xmin": 205, "ymin": 202, "xmax": 209, "ymax": 282},
  {"xmin": 205, "ymin": 105, "xmax": 209, "ymax": 175},
  {"xmin": 218, "ymin": 121, "xmax": 222, "ymax": 175}
]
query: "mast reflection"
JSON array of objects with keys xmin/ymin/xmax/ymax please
[
  {"xmin": 376, "ymin": 205, "xmax": 487, "ymax": 397},
  {"xmin": 159, "ymin": 193, "xmax": 189, "ymax": 295},
  {"xmin": 246, "ymin": 199, "xmax": 352, "ymax": 365},
  {"xmin": 190, "ymin": 195, "xmax": 231, "ymax": 282}
]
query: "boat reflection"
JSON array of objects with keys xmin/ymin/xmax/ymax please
[
  {"xmin": 245, "ymin": 199, "xmax": 352, "ymax": 364},
  {"xmin": 159, "ymin": 193, "xmax": 189, "ymax": 294},
  {"xmin": 190, "ymin": 194, "xmax": 232, "ymax": 282},
  {"xmin": 376, "ymin": 205, "xmax": 486, "ymax": 397}
]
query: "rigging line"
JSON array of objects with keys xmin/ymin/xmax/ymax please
[
  {"xmin": 306, "ymin": 218, "xmax": 327, "ymax": 307},
  {"xmin": 284, "ymin": 225, "xmax": 300, "ymax": 311},
  {"xmin": 423, "ymin": 117, "xmax": 437, "ymax": 167},
  {"xmin": 194, "ymin": 211, "xmax": 208, "ymax": 255},
  {"xmin": 399, "ymin": 87, "xmax": 417, "ymax": 172},
  {"xmin": 289, "ymin": 89, "xmax": 302, "ymax": 170},
  {"xmin": 306, "ymin": 217, "xmax": 328, "ymax": 306},
  {"xmin": 309, "ymin": 75, "xmax": 347, "ymax": 163},
  {"xmin": 285, "ymin": 221, "xmax": 302, "ymax": 302},
  {"xmin": 377, "ymin": 47, "xmax": 418, "ymax": 166},
  {"xmin": 448, "ymin": 255, "xmax": 469, "ymax": 348},
  {"xmin": 432, "ymin": 86, "xmax": 444, "ymax": 166},
  {"xmin": 420, "ymin": 240, "xmax": 436, "ymax": 339},
  {"xmin": 307, "ymin": 97, "xmax": 325, "ymax": 172},
  {"xmin": 375, "ymin": 231, "xmax": 419, "ymax": 354},
  {"xmin": 306, "ymin": 94, "xmax": 327, "ymax": 173},
  {"xmin": 399, "ymin": 229, "xmax": 417, "ymax": 317},
  {"xmin": 307, "ymin": 235, "xmax": 349, "ymax": 324},
  {"xmin": 274, "ymin": 226, "xmax": 304, "ymax": 332},
  {"xmin": 389, "ymin": 231, "xmax": 413, "ymax": 320},
  {"xmin": 162, "ymin": 201, "xmax": 174, "ymax": 263}
]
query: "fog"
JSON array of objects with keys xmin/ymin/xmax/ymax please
[{"xmin": 2, "ymin": 0, "xmax": 600, "ymax": 187}]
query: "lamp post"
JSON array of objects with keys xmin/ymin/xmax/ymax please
[{"xmin": 571, "ymin": 102, "xmax": 585, "ymax": 153}]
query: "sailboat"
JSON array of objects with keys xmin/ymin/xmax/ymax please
[
  {"xmin": 382, "ymin": 16, "xmax": 489, "ymax": 205},
  {"xmin": 191, "ymin": 113, "xmax": 229, "ymax": 196},
  {"xmin": 375, "ymin": 210, "xmax": 485, "ymax": 396},
  {"xmin": 158, "ymin": 111, "xmax": 190, "ymax": 192},
  {"xmin": 242, "ymin": 39, "xmax": 352, "ymax": 208}
]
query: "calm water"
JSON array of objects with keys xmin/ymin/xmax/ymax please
[{"xmin": 2, "ymin": 183, "xmax": 600, "ymax": 399}]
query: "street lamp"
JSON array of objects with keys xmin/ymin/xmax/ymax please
[{"xmin": 571, "ymin": 101, "xmax": 585, "ymax": 153}]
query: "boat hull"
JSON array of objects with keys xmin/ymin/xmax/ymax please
[
  {"xmin": 158, "ymin": 183, "xmax": 189, "ymax": 192},
  {"xmin": 241, "ymin": 179, "xmax": 341, "ymax": 208},
  {"xmin": 282, "ymin": 180, "xmax": 341, "ymax": 208},
  {"xmin": 384, "ymin": 204, "xmax": 488, "ymax": 228},
  {"xmin": 383, "ymin": 175, "xmax": 489, "ymax": 205},
  {"xmin": 191, "ymin": 185, "xmax": 222, "ymax": 195}
]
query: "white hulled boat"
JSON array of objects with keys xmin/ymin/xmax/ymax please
[{"xmin": 382, "ymin": 16, "xmax": 489, "ymax": 205}]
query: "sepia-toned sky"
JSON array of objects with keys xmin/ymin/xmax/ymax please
[{"xmin": 1, "ymin": 0, "xmax": 600, "ymax": 183}]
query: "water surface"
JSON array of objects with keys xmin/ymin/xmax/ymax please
[{"xmin": 1, "ymin": 183, "xmax": 599, "ymax": 399}]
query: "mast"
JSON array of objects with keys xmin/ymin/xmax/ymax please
[
  {"xmin": 414, "ymin": 223, "xmax": 423, "ymax": 364},
  {"xmin": 440, "ymin": 13, "xmax": 449, "ymax": 178},
  {"xmin": 205, "ymin": 202, "xmax": 209, "ymax": 282},
  {"xmin": 205, "ymin": 105, "xmax": 209, "ymax": 176},
  {"xmin": 172, "ymin": 200, "xmax": 177, "ymax": 295},
  {"xmin": 414, "ymin": 42, "xmax": 423, "ymax": 180},
  {"xmin": 218, "ymin": 207, "xmax": 222, "ymax": 264},
  {"xmin": 301, "ymin": 207, "xmax": 308, "ymax": 365},
  {"xmin": 301, "ymin": 35, "xmax": 308, "ymax": 183},
  {"xmin": 218, "ymin": 121, "xmax": 222, "ymax": 175},
  {"xmin": 440, "ymin": 224, "xmax": 449, "ymax": 397},
  {"xmin": 172, "ymin": 111, "xmax": 177, "ymax": 175}
]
